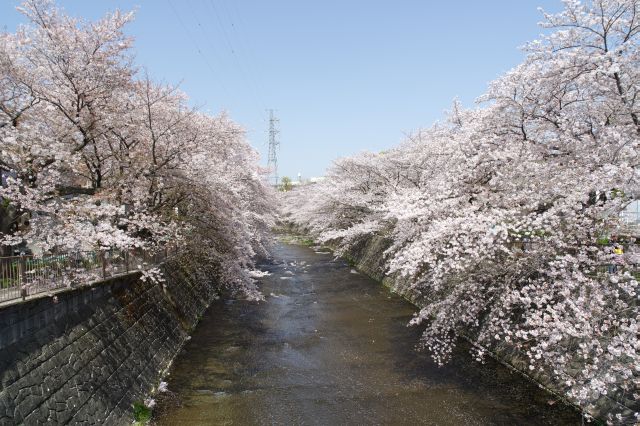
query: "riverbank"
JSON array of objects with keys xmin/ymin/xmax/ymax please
[{"xmin": 0, "ymin": 254, "xmax": 220, "ymax": 425}]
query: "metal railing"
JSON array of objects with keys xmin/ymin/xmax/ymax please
[{"xmin": 0, "ymin": 247, "xmax": 172, "ymax": 304}]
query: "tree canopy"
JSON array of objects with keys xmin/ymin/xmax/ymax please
[{"xmin": 0, "ymin": 0, "xmax": 274, "ymax": 297}]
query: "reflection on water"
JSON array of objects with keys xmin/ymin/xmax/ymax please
[{"xmin": 153, "ymin": 242, "xmax": 581, "ymax": 425}]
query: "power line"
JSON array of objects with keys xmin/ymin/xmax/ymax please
[
  {"xmin": 215, "ymin": 0, "xmax": 268, "ymax": 107},
  {"xmin": 267, "ymin": 109, "xmax": 280, "ymax": 187},
  {"xmin": 166, "ymin": 0, "xmax": 232, "ymax": 100},
  {"xmin": 168, "ymin": 1, "xmax": 274, "ymax": 172},
  {"xmin": 204, "ymin": 0, "xmax": 267, "ymax": 111}
]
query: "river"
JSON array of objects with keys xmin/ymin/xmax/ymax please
[{"xmin": 153, "ymin": 241, "xmax": 581, "ymax": 425}]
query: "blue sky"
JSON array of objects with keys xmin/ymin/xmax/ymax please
[{"xmin": 0, "ymin": 0, "xmax": 561, "ymax": 179}]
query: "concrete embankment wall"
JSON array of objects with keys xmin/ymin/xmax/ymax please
[
  {"xmin": 0, "ymin": 257, "xmax": 218, "ymax": 425},
  {"xmin": 336, "ymin": 232, "xmax": 636, "ymax": 424}
]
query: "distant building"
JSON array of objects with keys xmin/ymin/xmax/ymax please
[{"xmin": 622, "ymin": 200, "xmax": 640, "ymax": 227}]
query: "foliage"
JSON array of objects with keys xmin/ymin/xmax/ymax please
[
  {"xmin": 132, "ymin": 401, "xmax": 152, "ymax": 424},
  {"xmin": 279, "ymin": 176, "xmax": 293, "ymax": 192},
  {"xmin": 281, "ymin": 0, "xmax": 640, "ymax": 422},
  {"xmin": 0, "ymin": 0, "xmax": 274, "ymax": 297}
]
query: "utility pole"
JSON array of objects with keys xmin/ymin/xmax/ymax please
[{"xmin": 267, "ymin": 109, "xmax": 280, "ymax": 187}]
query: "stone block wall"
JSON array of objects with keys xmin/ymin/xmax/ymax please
[{"xmin": 0, "ymin": 257, "xmax": 217, "ymax": 425}]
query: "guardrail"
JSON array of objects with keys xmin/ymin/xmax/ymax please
[{"xmin": 0, "ymin": 247, "xmax": 172, "ymax": 304}]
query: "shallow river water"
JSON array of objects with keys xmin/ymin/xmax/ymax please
[{"xmin": 153, "ymin": 241, "xmax": 581, "ymax": 425}]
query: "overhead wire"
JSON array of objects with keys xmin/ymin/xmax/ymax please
[
  {"xmin": 216, "ymin": 0, "xmax": 272, "ymax": 148},
  {"xmin": 215, "ymin": 0, "xmax": 269, "ymax": 109},
  {"xmin": 167, "ymin": 0, "xmax": 273, "ymax": 153},
  {"xmin": 165, "ymin": 0, "xmax": 233, "ymax": 102},
  {"xmin": 203, "ymin": 0, "xmax": 268, "ymax": 112}
]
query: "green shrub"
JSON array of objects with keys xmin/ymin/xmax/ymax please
[{"xmin": 132, "ymin": 402, "xmax": 152, "ymax": 424}]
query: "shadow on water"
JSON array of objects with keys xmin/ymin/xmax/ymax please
[{"xmin": 153, "ymin": 242, "xmax": 582, "ymax": 426}]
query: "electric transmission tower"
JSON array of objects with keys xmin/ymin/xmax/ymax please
[{"xmin": 267, "ymin": 109, "xmax": 280, "ymax": 187}]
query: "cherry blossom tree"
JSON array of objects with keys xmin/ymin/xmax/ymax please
[{"xmin": 0, "ymin": 0, "xmax": 273, "ymax": 296}]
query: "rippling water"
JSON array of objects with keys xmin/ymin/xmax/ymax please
[{"xmin": 153, "ymin": 241, "xmax": 581, "ymax": 425}]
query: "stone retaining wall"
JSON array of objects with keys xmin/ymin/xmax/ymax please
[{"xmin": 0, "ymin": 257, "xmax": 218, "ymax": 425}]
